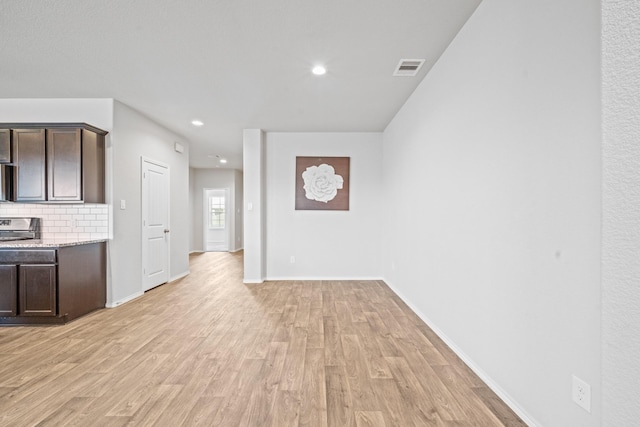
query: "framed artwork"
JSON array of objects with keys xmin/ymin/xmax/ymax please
[{"xmin": 295, "ymin": 156, "xmax": 350, "ymax": 210}]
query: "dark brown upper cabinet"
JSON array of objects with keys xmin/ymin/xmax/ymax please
[
  {"xmin": 47, "ymin": 128, "xmax": 82, "ymax": 201},
  {"xmin": 0, "ymin": 129, "xmax": 11, "ymax": 163},
  {"xmin": 0, "ymin": 123, "xmax": 107, "ymax": 204},
  {"xmin": 13, "ymin": 129, "xmax": 47, "ymax": 202},
  {"xmin": 81, "ymin": 128, "xmax": 105, "ymax": 204}
]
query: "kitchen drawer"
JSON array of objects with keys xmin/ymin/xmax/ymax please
[{"xmin": 0, "ymin": 250, "xmax": 56, "ymax": 264}]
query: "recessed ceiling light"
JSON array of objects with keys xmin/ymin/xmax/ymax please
[
  {"xmin": 219, "ymin": 158, "xmax": 228, "ymax": 164},
  {"xmin": 312, "ymin": 65, "xmax": 326, "ymax": 76},
  {"xmin": 191, "ymin": 120, "xmax": 204, "ymax": 126}
]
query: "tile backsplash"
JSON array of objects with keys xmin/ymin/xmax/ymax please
[{"xmin": 0, "ymin": 203, "xmax": 109, "ymax": 240}]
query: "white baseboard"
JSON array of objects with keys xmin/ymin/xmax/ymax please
[
  {"xmin": 170, "ymin": 270, "xmax": 189, "ymax": 282},
  {"xmin": 245, "ymin": 276, "xmax": 384, "ymax": 284},
  {"xmin": 243, "ymin": 279, "xmax": 264, "ymax": 284},
  {"xmin": 190, "ymin": 248, "xmax": 243, "ymax": 254},
  {"xmin": 264, "ymin": 276, "xmax": 384, "ymax": 281},
  {"xmin": 383, "ymin": 278, "xmax": 540, "ymax": 427},
  {"xmin": 106, "ymin": 291, "xmax": 144, "ymax": 308}
]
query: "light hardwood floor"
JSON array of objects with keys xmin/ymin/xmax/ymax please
[{"xmin": 0, "ymin": 252, "xmax": 526, "ymax": 426}]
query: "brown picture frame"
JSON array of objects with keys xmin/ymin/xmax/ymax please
[{"xmin": 295, "ymin": 156, "xmax": 350, "ymax": 210}]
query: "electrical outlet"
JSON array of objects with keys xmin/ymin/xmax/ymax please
[{"xmin": 572, "ymin": 375, "xmax": 591, "ymax": 413}]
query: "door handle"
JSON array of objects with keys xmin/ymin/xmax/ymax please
[{"xmin": 164, "ymin": 229, "xmax": 170, "ymax": 234}]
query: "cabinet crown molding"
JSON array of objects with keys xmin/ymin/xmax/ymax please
[{"xmin": 0, "ymin": 123, "xmax": 108, "ymax": 136}]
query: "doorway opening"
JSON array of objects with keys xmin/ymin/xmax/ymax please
[{"xmin": 203, "ymin": 188, "xmax": 230, "ymax": 252}]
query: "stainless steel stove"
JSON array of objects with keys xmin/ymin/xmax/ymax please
[{"xmin": 0, "ymin": 218, "xmax": 41, "ymax": 242}]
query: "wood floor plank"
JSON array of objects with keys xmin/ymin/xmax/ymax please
[
  {"xmin": 299, "ymin": 347, "xmax": 327, "ymax": 427},
  {"xmin": 473, "ymin": 386, "xmax": 529, "ymax": 427},
  {"xmin": 125, "ymin": 384, "xmax": 183, "ymax": 427},
  {"xmin": 280, "ymin": 326, "xmax": 308, "ymax": 391},
  {"xmin": 181, "ymin": 395, "xmax": 226, "ymax": 427},
  {"xmin": 325, "ymin": 365, "xmax": 355, "ymax": 427},
  {"xmin": 431, "ymin": 364, "xmax": 505, "ymax": 426},
  {"xmin": 306, "ymin": 308, "xmax": 325, "ymax": 349},
  {"xmin": 294, "ymin": 297, "xmax": 312, "ymax": 328},
  {"xmin": 392, "ymin": 338, "xmax": 467, "ymax": 422},
  {"xmin": 271, "ymin": 390, "xmax": 302, "ymax": 427},
  {"xmin": 105, "ymin": 353, "xmax": 173, "ymax": 416},
  {"xmin": 34, "ymin": 396, "xmax": 94, "ymax": 427},
  {"xmin": 355, "ymin": 411, "xmax": 386, "ymax": 427},
  {"xmin": 272, "ymin": 304, "xmax": 298, "ymax": 342},
  {"xmin": 369, "ymin": 378, "xmax": 411, "ymax": 427},
  {"xmin": 0, "ymin": 362, "xmax": 79, "ymax": 425},
  {"xmin": 323, "ymin": 316, "xmax": 345, "ymax": 367},
  {"xmin": 0, "ymin": 252, "xmax": 525, "ymax": 427},
  {"xmin": 237, "ymin": 343, "xmax": 287, "ymax": 426},
  {"xmin": 322, "ymin": 290, "xmax": 335, "ymax": 317},
  {"xmin": 352, "ymin": 322, "xmax": 393, "ymax": 379},
  {"xmin": 335, "ymin": 300, "xmax": 356, "ymax": 334},
  {"xmin": 210, "ymin": 358, "xmax": 265, "ymax": 426},
  {"xmin": 64, "ymin": 354, "xmax": 170, "ymax": 422},
  {"xmin": 384, "ymin": 356, "xmax": 445, "ymax": 426},
  {"xmin": 341, "ymin": 334, "xmax": 379, "ymax": 411}
]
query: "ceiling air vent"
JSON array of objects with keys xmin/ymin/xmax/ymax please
[{"xmin": 393, "ymin": 59, "xmax": 425, "ymax": 77}]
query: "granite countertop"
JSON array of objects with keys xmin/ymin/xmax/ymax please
[{"xmin": 0, "ymin": 238, "xmax": 108, "ymax": 248}]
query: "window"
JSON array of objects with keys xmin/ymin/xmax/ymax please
[{"xmin": 208, "ymin": 196, "xmax": 225, "ymax": 229}]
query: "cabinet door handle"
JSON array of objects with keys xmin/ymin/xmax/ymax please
[{"xmin": 164, "ymin": 229, "xmax": 170, "ymax": 234}]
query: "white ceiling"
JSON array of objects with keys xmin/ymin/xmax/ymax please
[{"xmin": 0, "ymin": 0, "xmax": 481, "ymax": 170}]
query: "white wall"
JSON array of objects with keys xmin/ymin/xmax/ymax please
[
  {"xmin": 243, "ymin": 129, "xmax": 266, "ymax": 283},
  {"xmin": 382, "ymin": 0, "xmax": 601, "ymax": 426},
  {"xmin": 234, "ymin": 169, "xmax": 243, "ymax": 251},
  {"xmin": 190, "ymin": 168, "xmax": 243, "ymax": 252},
  {"xmin": 189, "ymin": 167, "xmax": 196, "ymax": 252},
  {"xmin": 110, "ymin": 101, "xmax": 190, "ymax": 305},
  {"xmin": 602, "ymin": 0, "xmax": 640, "ymax": 424},
  {"xmin": 266, "ymin": 132, "xmax": 382, "ymax": 280}
]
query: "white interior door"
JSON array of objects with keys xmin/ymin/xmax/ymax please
[
  {"xmin": 142, "ymin": 158, "xmax": 170, "ymax": 291},
  {"xmin": 203, "ymin": 188, "xmax": 229, "ymax": 252}
]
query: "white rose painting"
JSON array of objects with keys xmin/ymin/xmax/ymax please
[
  {"xmin": 302, "ymin": 164, "xmax": 343, "ymax": 203},
  {"xmin": 295, "ymin": 156, "xmax": 350, "ymax": 210}
]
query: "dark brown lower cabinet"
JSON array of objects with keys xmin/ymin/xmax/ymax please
[
  {"xmin": 0, "ymin": 265, "xmax": 17, "ymax": 316},
  {"xmin": 58, "ymin": 242, "xmax": 106, "ymax": 322},
  {"xmin": 19, "ymin": 264, "xmax": 56, "ymax": 316},
  {"xmin": 0, "ymin": 241, "xmax": 106, "ymax": 325}
]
